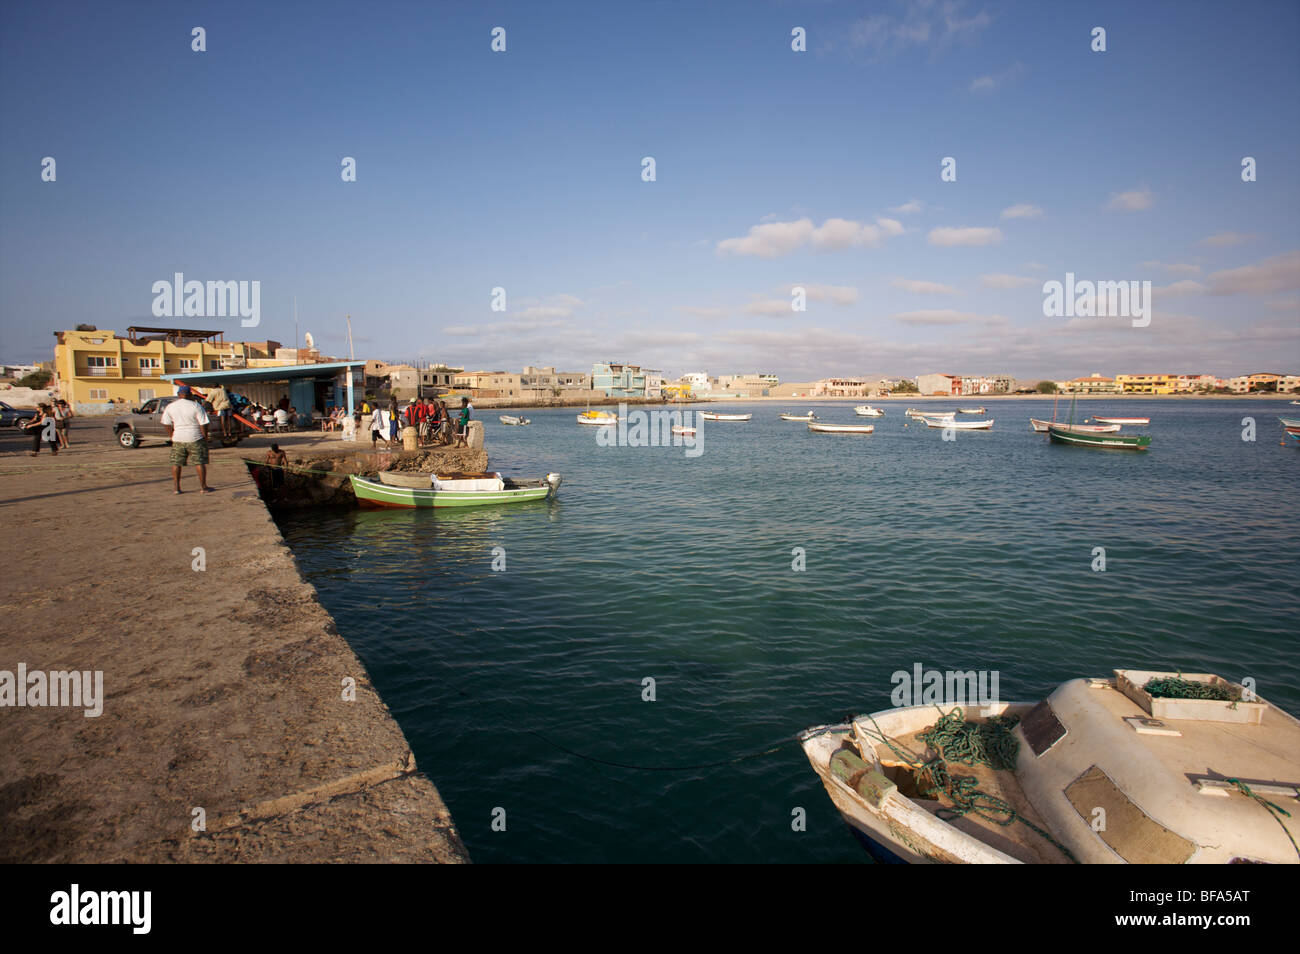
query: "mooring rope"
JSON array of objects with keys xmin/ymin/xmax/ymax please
[
  {"xmin": 858, "ymin": 708, "xmax": 1079, "ymax": 863},
  {"xmin": 1226, "ymin": 778, "xmax": 1300, "ymax": 861}
]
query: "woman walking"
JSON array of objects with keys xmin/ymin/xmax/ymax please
[
  {"xmin": 24, "ymin": 404, "xmax": 58, "ymax": 457},
  {"xmin": 54, "ymin": 399, "xmax": 73, "ymax": 448}
]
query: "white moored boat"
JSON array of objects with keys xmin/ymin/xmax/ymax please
[
  {"xmin": 800, "ymin": 669, "xmax": 1300, "ymax": 864},
  {"xmin": 907, "ymin": 408, "xmax": 956, "ymax": 421},
  {"xmin": 670, "ymin": 425, "xmax": 696, "ymax": 436},
  {"xmin": 960, "ymin": 407, "xmax": 987, "ymax": 415},
  {"xmin": 780, "ymin": 411, "xmax": 817, "ymax": 421},
  {"xmin": 854, "ymin": 405, "xmax": 885, "ymax": 417},
  {"xmin": 808, "ymin": 422, "xmax": 874, "ymax": 434},
  {"xmin": 925, "ymin": 418, "xmax": 993, "ymax": 430},
  {"xmin": 1030, "ymin": 419, "xmax": 1121, "ymax": 433},
  {"xmin": 1091, "ymin": 416, "xmax": 1149, "ymax": 425},
  {"xmin": 498, "ymin": 415, "xmax": 530, "ymax": 426},
  {"xmin": 700, "ymin": 412, "xmax": 751, "ymax": 422},
  {"xmin": 576, "ymin": 410, "xmax": 617, "ymax": 426}
]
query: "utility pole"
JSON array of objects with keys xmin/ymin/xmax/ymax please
[{"xmin": 346, "ymin": 314, "xmax": 354, "ymax": 360}]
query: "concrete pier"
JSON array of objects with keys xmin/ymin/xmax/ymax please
[{"xmin": 0, "ymin": 420, "xmax": 470, "ymax": 862}]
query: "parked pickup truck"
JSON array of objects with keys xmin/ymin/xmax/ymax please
[{"xmin": 114, "ymin": 396, "xmax": 247, "ymax": 449}]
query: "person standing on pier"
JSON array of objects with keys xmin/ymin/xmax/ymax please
[
  {"xmin": 209, "ymin": 383, "xmax": 233, "ymax": 438},
  {"xmin": 161, "ymin": 386, "xmax": 214, "ymax": 494},
  {"xmin": 454, "ymin": 397, "xmax": 472, "ymax": 447}
]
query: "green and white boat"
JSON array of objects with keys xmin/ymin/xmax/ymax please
[
  {"xmin": 1047, "ymin": 424, "xmax": 1151, "ymax": 451},
  {"xmin": 349, "ymin": 471, "xmax": 562, "ymax": 508}
]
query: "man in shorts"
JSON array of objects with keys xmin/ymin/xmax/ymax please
[
  {"xmin": 209, "ymin": 382, "xmax": 233, "ymax": 437},
  {"xmin": 161, "ymin": 385, "xmax": 214, "ymax": 494}
]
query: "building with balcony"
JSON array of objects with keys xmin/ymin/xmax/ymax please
[
  {"xmin": 1060, "ymin": 375, "xmax": 1121, "ymax": 394},
  {"xmin": 1116, "ymin": 373, "xmax": 1176, "ymax": 394},
  {"xmin": 52, "ymin": 327, "xmax": 286, "ymax": 410},
  {"xmin": 1226, "ymin": 372, "xmax": 1299, "ymax": 393},
  {"xmin": 592, "ymin": 362, "xmax": 648, "ymax": 398},
  {"xmin": 811, "ymin": 377, "xmax": 871, "ymax": 397}
]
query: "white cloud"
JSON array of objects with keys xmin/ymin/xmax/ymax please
[
  {"xmin": 928, "ymin": 226, "xmax": 1003, "ymax": 247},
  {"xmin": 1141, "ymin": 261, "xmax": 1201, "ymax": 275},
  {"xmin": 1198, "ymin": 231, "xmax": 1257, "ymax": 247},
  {"xmin": 892, "ymin": 309, "xmax": 984, "ymax": 325},
  {"xmin": 891, "ymin": 278, "xmax": 960, "ymax": 295},
  {"xmin": 889, "ymin": 199, "xmax": 923, "ymax": 215},
  {"xmin": 980, "ymin": 273, "xmax": 1035, "ymax": 289},
  {"xmin": 846, "ymin": 1, "xmax": 990, "ymax": 58},
  {"xmin": 718, "ymin": 216, "xmax": 904, "ymax": 258},
  {"xmin": 1000, "ymin": 203, "xmax": 1042, "ymax": 220},
  {"xmin": 1206, "ymin": 250, "xmax": 1300, "ymax": 295},
  {"xmin": 1105, "ymin": 187, "xmax": 1155, "ymax": 212},
  {"xmin": 1154, "ymin": 280, "xmax": 1208, "ymax": 298}
]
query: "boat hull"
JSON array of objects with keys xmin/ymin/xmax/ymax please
[
  {"xmin": 1090, "ymin": 417, "xmax": 1149, "ymax": 425},
  {"xmin": 700, "ymin": 413, "xmax": 751, "ymax": 421},
  {"xmin": 808, "ymin": 423, "xmax": 874, "ymax": 434},
  {"xmin": 1030, "ymin": 419, "xmax": 1122, "ymax": 433},
  {"xmin": 925, "ymin": 419, "xmax": 993, "ymax": 429},
  {"xmin": 349, "ymin": 474, "xmax": 558, "ymax": 508},
  {"xmin": 1048, "ymin": 426, "xmax": 1150, "ymax": 450}
]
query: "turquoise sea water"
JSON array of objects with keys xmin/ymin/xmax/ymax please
[{"xmin": 275, "ymin": 399, "xmax": 1297, "ymax": 863}]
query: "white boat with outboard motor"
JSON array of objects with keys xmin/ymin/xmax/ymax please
[{"xmin": 854, "ymin": 405, "xmax": 885, "ymax": 417}]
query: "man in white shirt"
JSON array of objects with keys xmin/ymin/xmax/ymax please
[{"xmin": 161, "ymin": 386, "xmax": 214, "ymax": 494}]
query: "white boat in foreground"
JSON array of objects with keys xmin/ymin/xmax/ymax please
[
  {"xmin": 576, "ymin": 410, "xmax": 617, "ymax": 426},
  {"xmin": 801, "ymin": 669, "xmax": 1300, "ymax": 864},
  {"xmin": 700, "ymin": 412, "xmax": 752, "ymax": 422},
  {"xmin": 854, "ymin": 405, "xmax": 885, "ymax": 417},
  {"xmin": 780, "ymin": 411, "xmax": 817, "ymax": 421},
  {"xmin": 670, "ymin": 424, "xmax": 696, "ymax": 435},
  {"xmin": 1030, "ymin": 418, "xmax": 1121, "ymax": 433},
  {"xmin": 808, "ymin": 422, "xmax": 874, "ymax": 434},
  {"xmin": 1091, "ymin": 416, "xmax": 1149, "ymax": 425},
  {"xmin": 498, "ymin": 415, "xmax": 530, "ymax": 426},
  {"xmin": 925, "ymin": 418, "xmax": 993, "ymax": 429},
  {"xmin": 960, "ymin": 407, "xmax": 987, "ymax": 414}
]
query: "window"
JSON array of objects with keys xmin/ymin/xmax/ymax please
[
  {"xmin": 86, "ymin": 356, "xmax": 116, "ymax": 367},
  {"xmin": 178, "ymin": 359, "xmax": 197, "ymax": 370},
  {"xmin": 138, "ymin": 389, "xmax": 156, "ymax": 401},
  {"xmin": 210, "ymin": 360, "xmax": 221, "ymax": 370},
  {"xmin": 88, "ymin": 388, "xmax": 108, "ymax": 400},
  {"xmin": 139, "ymin": 399, "xmax": 159, "ymax": 414}
]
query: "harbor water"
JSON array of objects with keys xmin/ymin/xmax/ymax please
[{"xmin": 275, "ymin": 399, "xmax": 1297, "ymax": 862}]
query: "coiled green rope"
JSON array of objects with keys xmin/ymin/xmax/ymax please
[{"xmin": 863, "ymin": 708, "xmax": 1079, "ymax": 863}]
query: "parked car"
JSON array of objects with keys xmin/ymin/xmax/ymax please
[
  {"xmin": 0, "ymin": 400, "xmax": 35, "ymax": 427},
  {"xmin": 114, "ymin": 396, "xmax": 246, "ymax": 448}
]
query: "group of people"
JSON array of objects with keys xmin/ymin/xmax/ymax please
[
  {"xmin": 357, "ymin": 396, "xmax": 473, "ymax": 448},
  {"xmin": 21, "ymin": 399, "xmax": 74, "ymax": 456}
]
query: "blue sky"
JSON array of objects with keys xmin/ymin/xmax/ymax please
[{"xmin": 2, "ymin": 0, "xmax": 1298, "ymax": 379}]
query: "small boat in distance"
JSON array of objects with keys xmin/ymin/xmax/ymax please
[
  {"xmin": 780, "ymin": 411, "xmax": 817, "ymax": 421},
  {"xmin": 800, "ymin": 668, "xmax": 1300, "ymax": 864},
  {"xmin": 670, "ymin": 425, "xmax": 696, "ymax": 436},
  {"xmin": 498, "ymin": 415, "xmax": 530, "ymax": 426},
  {"xmin": 700, "ymin": 412, "xmax": 752, "ymax": 422},
  {"xmin": 350, "ymin": 471, "xmax": 562, "ymax": 508},
  {"xmin": 1048, "ymin": 425, "xmax": 1150, "ymax": 450},
  {"xmin": 1091, "ymin": 416, "xmax": 1150, "ymax": 425},
  {"xmin": 959, "ymin": 407, "xmax": 986, "ymax": 415},
  {"xmin": 906, "ymin": 407, "xmax": 955, "ymax": 420},
  {"xmin": 854, "ymin": 405, "xmax": 885, "ymax": 417},
  {"xmin": 925, "ymin": 418, "xmax": 993, "ymax": 430},
  {"xmin": 577, "ymin": 410, "xmax": 617, "ymax": 426},
  {"xmin": 808, "ymin": 422, "xmax": 874, "ymax": 434},
  {"xmin": 1030, "ymin": 419, "xmax": 1121, "ymax": 433}
]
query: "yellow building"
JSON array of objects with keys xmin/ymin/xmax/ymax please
[
  {"xmin": 1063, "ymin": 375, "xmax": 1121, "ymax": 394},
  {"xmin": 1116, "ymin": 373, "xmax": 1175, "ymax": 394},
  {"xmin": 54, "ymin": 327, "xmax": 286, "ymax": 408}
]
